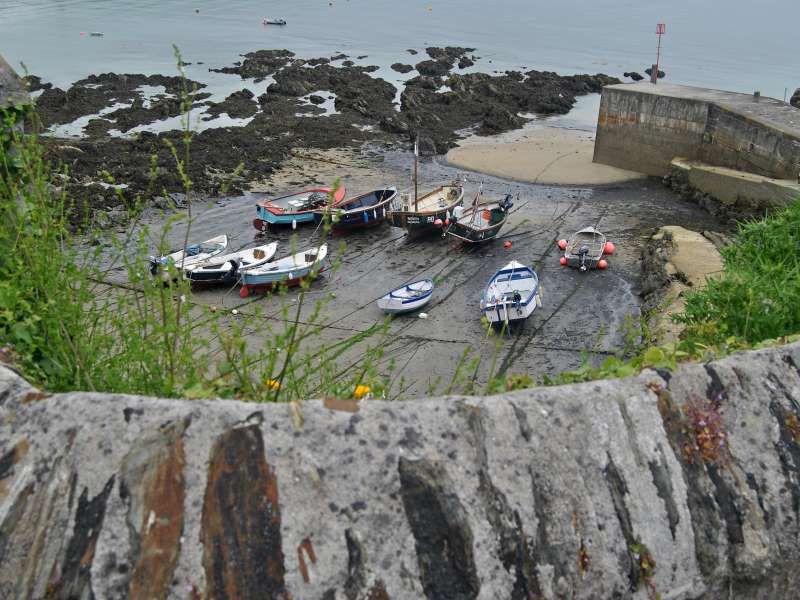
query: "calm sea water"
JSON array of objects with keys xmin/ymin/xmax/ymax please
[{"xmin": 1, "ymin": 0, "xmax": 797, "ymax": 105}]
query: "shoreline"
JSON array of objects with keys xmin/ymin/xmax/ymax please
[{"xmin": 444, "ymin": 126, "xmax": 645, "ymax": 186}]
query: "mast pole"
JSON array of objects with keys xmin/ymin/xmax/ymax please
[{"xmin": 414, "ymin": 134, "xmax": 419, "ymax": 211}]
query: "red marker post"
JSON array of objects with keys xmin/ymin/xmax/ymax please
[{"xmin": 652, "ymin": 23, "xmax": 666, "ymax": 84}]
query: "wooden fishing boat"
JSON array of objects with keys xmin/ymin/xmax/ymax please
[
  {"xmin": 387, "ymin": 137, "xmax": 464, "ymax": 235},
  {"xmin": 183, "ymin": 242, "xmax": 278, "ymax": 284},
  {"xmin": 313, "ymin": 187, "xmax": 397, "ymax": 232},
  {"xmin": 253, "ymin": 186, "xmax": 345, "ymax": 231},
  {"xmin": 376, "ymin": 279, "xmax": 434, "ymax": 314},
  {"xmin": 263, "ymin": 18, "xmax": 287, "ymax": 25},
  {"xmin": 239, "ymin": 244, "xmax": 328, "ymax": 297},
  {"xmin": 480, "ymin": 261, "xmax": 542, "ymax": 327},
  {"xmin": 445, "ymin": 191, "xmax": 513, "ymax": 244},
  {"xmin": 558, "ymin": 227, "xmax": 615, "ymax": 271},
  {"xmin": 388, "ymin": 185, "xmax": 464, "ymax": 235},
  {"xmin": 150, "ymin": 234, "xmax": 228, "ymax": 275}
]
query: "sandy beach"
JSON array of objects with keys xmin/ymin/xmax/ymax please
[{"xmin": 445, "ymin": 127, "xmax": 645, "ymax": 186}]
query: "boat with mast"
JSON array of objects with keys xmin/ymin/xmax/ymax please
[
  {"xmin": 445, "ymin": 187, "xmax": 513, "ymax": 244},
  {"xmin": 387, "ymin": 135, "xmax": 464, "ymax": 235}
]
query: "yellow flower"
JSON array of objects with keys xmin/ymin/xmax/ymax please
[
  {"xmin": 265, "ymin": 378, "xmax": 281, "ymax": 391},
  {"xmin": 353, "ymin": 384, "xmax": 371, "ymax": 399}
]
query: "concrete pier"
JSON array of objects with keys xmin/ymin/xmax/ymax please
[{"xmin": 593, "ymin": 82, "xmax": 800, "ymax": 180}]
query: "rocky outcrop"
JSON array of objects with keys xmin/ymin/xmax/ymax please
[
  {"xmin": 390, "ymin": 63, "xmax": 414, "ymax": 74},
  {"xmin": 640, "ymin": 226, "xmax": 724, "ymax": 342},
  {"xmin": 791, "ymin": 88, "xmax": 800, "ymax": 109},
  {"xmin": 203, "ymin": 89, "xmax": 258, "ymax": 120},
  {"xmin": 209, "ymin": 49, "xmax": 295, "ymax": 82},
  {"xmin": 3, "ymin": 341, "xmax": 800, "ymax": 598}
]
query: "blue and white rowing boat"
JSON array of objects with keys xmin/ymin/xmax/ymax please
[
  {"xmin": 480, "ymin": 261, "xmax": 542, "ymax": 327},
  {"xmin": 239, "ymin": 244, "xmax": 328, "ymax": 297},
  {"xmin": 376, "ymin": 279, "xmax": 434, "ymax": 314}
]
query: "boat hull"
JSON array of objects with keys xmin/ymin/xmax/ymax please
[
  {"xmin": 186, "ymin": 268, "xmax": 238, "ymax": 284},
  {"xmin": 240, "ymin": 270, "xmax": 324, "ymax": 296},
  {"xmin": 254, "ymin": 211, "xmax": 317, "ymax": 231},
  {"xmin": 446, "ymin": 220, "xmax": 505, "ymax": 243},
  {"xmin": 483, "ymin": 294, "xmax": 541, "ymax": 325},
  {"xmin": 315, "ymin": 206, "xmax": 389, "ymax": 232},
  {"xmin": 388, "ymin": 206, "xmax": 453, "ymax": 235}
]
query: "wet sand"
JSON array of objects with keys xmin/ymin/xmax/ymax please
[
  {"xmin": 445, "ymin": 127, "xmax": 645, "ymax": 185},
  {"xmin": 111, "ymin": 144, "xmax": 724, "ymax": 399}
]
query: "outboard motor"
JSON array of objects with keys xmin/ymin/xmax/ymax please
[
  {"xmin": 501, "ymin": 193, "xmax": 514, "ymax": 211},
  {"xmin": 577, "ymin": 245, "xmax": 590, "ymax": 271},
  {"xmin": 148, "ymin": 256, "xmax": 159, "ymax": 276}
]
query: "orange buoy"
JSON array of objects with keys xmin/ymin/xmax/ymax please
[
  {"xmin": 444, "ymin": 218, "xmax": 450, "ymax": 226},
  {"xmin": 559, "ymin": 256, "xmax": 567, "ymax": 266},
  {"xmin": 603, "ymin": 241, "xmax": 615, "ymax": 255},
  {"xmin": 434, "ymin": 218, "xmax": 443, "ymax": 226},
  {"xmin": 557, "ymin": 239, "xmax": 567, "ymax": 250},
  {"xmin": 482, "ymin": 209, "xmax": 491, "ymax": 220},
  {"xmin": 503, "ymin": 240, "xmax": 512, "ymax": 249},
  {"xmin": 598, "ymin": 259, "xmax": 609, "ymax": 269},
  {"xmin": 239, "ymin": 285, "xmax": 249, "ymax": 298}
]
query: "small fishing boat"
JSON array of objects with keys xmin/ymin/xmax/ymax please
[
  {"xmin": 150, "ymin": 234, "xmax": 228, "ymax": 275},
  {"xmin": 313, "ymin": 187, "xmax": 397, "ymax": 232},
  {"xmin": 445, "ymin": 190, "xmax": 513, "ymax": 244},
  {"xmin": 90, "ymin": 32, "xmax": 104, "ymax": 37},
  {"xmin": 263, "ymin": 18, "xmax": 287, "ymax": 25},
  {"xmin": 239, "ymin": 244, "xmax": 328, "ymax": 297},
  {"xmin": 387, "ymin": 136, "xmax": 464, "ymax": 235},
  {"xmin": 388, "ymin": 184, "xmax": 464, "ymax": 235},
  {"xmin": 480, "ymin": 261, "xmax": 542, "ymax": 327},
  {"xmin": 184, "ymin": 242, "xmax": 278, "ymax": 284},
  {"xmin": 253, "ymin": 186, "xmax": 345, "ymax": 231},
  {"xmin": 376, "ymin": 279, "xmax": 434, "ymax": 314},
  {"xmin": 558, "ymin": 227, "xmax": 615, "ymax": 271}
]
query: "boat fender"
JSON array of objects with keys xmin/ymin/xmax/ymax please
[
  {"xmin": 434, "ymin": 218, "xmax": 443, "ymax": 227},
  {"xmin": 559, "ymin": 256, "xmax": 567, "ymax": 266},
  {"xmin": 292, "ymin": 219, "xmax": 297, "ymax": 230},
  {"xmin": 362, "ymin": 212, "xmax": 369, "ymax": 223},
  {"xmin": 598, "ymin": 259, "xmax": 609, "ymax": 270},
  {"xmin": 373, "ymin": 209, "xmax": 377, "ymax": 219},
  {"xmin": 557, "ymin": 239, "xmax": 567, "ymax": 250},
  {"xmin": 444, "ymin": 218, "xmax": 450, "ymax": 226},
  {"xmin": 603, "ymin": 241, "xmax": 616, "ymax": 255}
]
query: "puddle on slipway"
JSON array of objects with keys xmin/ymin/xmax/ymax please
[{"xmin": 120, "ymin": 144, "xmax": 723, "ymax": 398}]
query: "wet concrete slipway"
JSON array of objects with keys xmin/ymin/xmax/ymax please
[{"xmin": 106, "ymin": 145, "xmax": 723, "ymax": 398}]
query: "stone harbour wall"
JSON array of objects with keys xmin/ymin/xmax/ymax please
[
  {"xmin": 594, "ymin": 82, "xmax": 800, "ymax": 180},
  {"xmin": 2, "ymin": 342, "xmax": 800, "ymax": 599}
]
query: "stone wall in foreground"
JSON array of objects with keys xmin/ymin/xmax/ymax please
[{"xmin": 2, "ymin": 343, "xmax": 800, "ymax": 599}]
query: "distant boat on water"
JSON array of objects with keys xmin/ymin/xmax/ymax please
[{"xmin": 263, "ymin": 18, "xmax": 287, "ymax": 26}]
